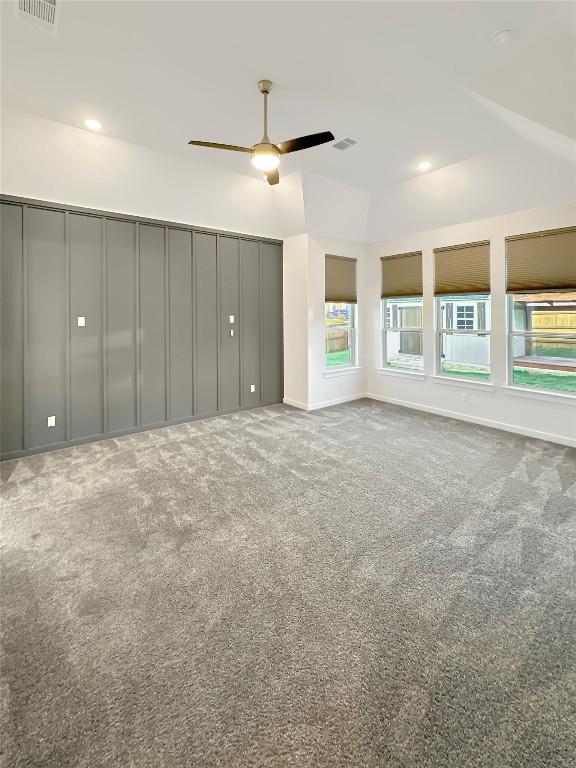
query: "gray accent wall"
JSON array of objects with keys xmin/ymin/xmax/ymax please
[{"xmin": 0, "ymin": 197, "xmax": 283, "ymax": 460}]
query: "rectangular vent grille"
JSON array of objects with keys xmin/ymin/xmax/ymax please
[
  {"xmin": 333, "ymin": 137, "xmax": 357, "ymax": 151},
  {"xmin": 17, "ymin": 0, "xmax": 57, "ymax": 28}
]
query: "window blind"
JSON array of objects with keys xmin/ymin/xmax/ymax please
[
  {"xmin": 434, "ymin": 241, "xmax": 490, "ymax": 295},
  {"xmin": 325, "ymin": 255, "xmax": 357, "ymax": 303},
  {"xmin": 506, "ymin": 227, "xmax": 576, "ymax": 292},
  {"xmin": 381, "ymin": 251, "xmax": 422, "ymax": 298}
]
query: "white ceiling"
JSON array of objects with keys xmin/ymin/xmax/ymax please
[{"xmin": 2, "ymin": 0, "xmax": 575, "ymax": 194}]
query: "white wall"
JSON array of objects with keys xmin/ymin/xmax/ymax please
[
  {"xmin": 302, "ymin": 172, "xmax": 370, "ymax": 242},
  {"xmin": 282, "ymin": 233, "xmax": 368, "ymax": 410},
  {"xmin": 367, "ymin": 142, "xmax": 576, "ymax": 242},
  {"xmin": 283, "ymin": 234, "xmax": 310, "ymax": 407},
  {"xmin": 366, "ymin": 201, "xmax": 576, "ymax": 447},
  {"xmin": 0, "ymin": 108, "xmax": 306, "ymax": 239}
]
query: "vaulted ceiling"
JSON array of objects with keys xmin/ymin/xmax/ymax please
[{"xmin": 3, "ymin": 0, "xmax": 575, "ymax": 196}]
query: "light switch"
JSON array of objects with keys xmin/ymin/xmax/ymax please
[
  {"xmin": 77, "ymin": 316, "xmax": 86, "ymax": 327},
  {"xmin": 229, "ymin": 315, "xmax": 235, "ymax": 324},
  {"xmin": 230, "ymin": 329, "xmax": 235, "ymax": 337},
  {"xmin": 47, "ymin": 416, "xmax": 56, "ymax": 427},
  {"xmin": 250, "ymin": 384, "xmax": 256, "ymax": 393}
]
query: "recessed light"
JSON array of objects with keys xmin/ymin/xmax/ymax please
[
  {"xmin": 83, "ymin": 118, "xmax": 102, "ymax": 132},
  {"xmin": 493, "ymin": 28, "xmax": 512, "ymax": 46},
  {"xmin": 417, "ymin": 161, "xmax": 432, "ymax": 172}
]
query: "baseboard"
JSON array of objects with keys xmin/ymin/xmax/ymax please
[
  {"xmin": 365, "ymin": 392, "xmax": 576, "ymax": 449},
  {"xmin": 284, "ymin": 393, "xmax": 366, "ymax": 412},
  {"xmin": 283, "ymin": 397, "xmax": 310, "ymax": 410},
  {"xmin": 0, "ymin": 400, "xmax": 285, "ymax": 462}
]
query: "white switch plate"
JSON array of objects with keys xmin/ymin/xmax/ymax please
[
  {"xmin": 230, "ymin": 329, "xmax": 235, "ymax": 337},
  {"xmin": 77, "ymin": 316, "xmax": 86, "ymax": 327},
  {"xmin": 229, "ymin": 315, "xmax": 235, "ymax": 324},
  {"xmin": 250, "ymin": 384, "xmax": 256, "ymax": 393},
  {"xmin": 47, "ymin": 416, "xmax": 56, "ymax": 427}
]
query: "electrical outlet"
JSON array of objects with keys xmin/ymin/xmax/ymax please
[
  {"xmin": 229, "ymin": 315, "xmax": 235, "ymax": 324},
  {"xmin": 77, "ymin": 316, "xmax": 86, "ymax": 327},
  {"xmin": 250, "ymin": 384, "xmax": 256, "ymax": 393},
  {"xmin": 47, "ymin": 416, "xmax": 56, "ymax": 427}
]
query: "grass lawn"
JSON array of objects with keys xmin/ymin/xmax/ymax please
[
  {"xmin": 513, "ymin": 369, "xmax": 576, "ymax": 393},
  {"xmin": 326, "ymin": 350, "xmax": 352, "ymax": 367},
  {"xmin": 442, "ymin": 367, "xmax": 491, "ymax": 381},
  {"xmin": 531, "ymin": 345, "xmax": 576, "ymax": 359},
  {"xmin": 327, "ymin": 352, "xmax": 576, "ymax": 393},
  {"xmin": 440, "ymin": 366, "xmax": 576, "ymax": 393}
]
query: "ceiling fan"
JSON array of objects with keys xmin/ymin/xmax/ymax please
[{"xmin": 188, "ymin": 80, "xmax": 334, "ymax": 186}]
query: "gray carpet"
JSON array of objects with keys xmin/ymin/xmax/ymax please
[{"xmin": 1, "ymin": 400, "xmax": 575, "ymax": 768}]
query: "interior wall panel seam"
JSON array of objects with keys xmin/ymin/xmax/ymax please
[
  {"xmin": 22, "ymin": 205, "xmax": 30, "ymax": 451},
  {"xmin": 102, "ymin": 218, "xmax": 109, "ymax": 435},
  {"xmin": 164, "ymin": 226, "xmax": 171, "ymax": 422},
  {"xmin": 65, "ymin": 211, "xmax": 71, "ymax": 442},
  {"xmin": 135, "ymin": 223, "xmax": 141, "ymax": 427}
]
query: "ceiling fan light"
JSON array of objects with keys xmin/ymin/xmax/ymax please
[{"xmin": 251, "ymin": 144, "xmax": 280, "ymax": 171}]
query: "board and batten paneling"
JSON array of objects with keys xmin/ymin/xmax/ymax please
[
  {"xmin": 69, "ymin": 214, "xmax": 104, "ymax": 440},
  {"xmin": 218, "ymin": 236, "xmax": 241, "ymax": 412},
  {"xmin": 1, "ymin": 203, "xmax": 24, "ymax": 454},
  {"xmin": 240, "ymin": 239, "xmax": 261, "ymax": 407},
  {"xmin": 27, "ymin": 207, "xmax": 67, "ymax": 448},
  {"xmin": 168, "ymin": 228, "xmax": 193, "ymax": 420},
  {"xmin": 194, "ymin": 232, "xmax": 219, "ymax": 416},
  {"xmin": 139, "ymin": 225, "xmax": 167, "ymax": 426},
  {"xmin": 260, "ymin": 242, "xmax": 283, "ymax": 404},
  {"xmin": 106, "ymin": 219, "xmax": 138, "ymax": 433},
  {"xmin": 0, "ymin": 196, "xmax": 283, "ymax": 460}
]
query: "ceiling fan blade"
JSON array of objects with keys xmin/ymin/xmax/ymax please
[
  {"xmin": 188, "ymin": 140, "xmax": 251, "ymax": 153},
  {"xmin": 276, "ymin": 131, "xmax": 335, "ymax": 154},
  {"xmin": 265, "ymin": 169, "xmax": 280, "ymax": 186}
]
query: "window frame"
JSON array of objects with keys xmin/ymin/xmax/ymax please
[
  {"xmin": 324, "ymin": 302, "xmax": 357, "ymax": 369},
  {"xmin": 506, "ymin": 291, "xmax": 576, "ymax": 396},
  {"xmin": 436, "ymin": 295, "xmax": 492, "ymax": 380},
  {"xmin": 381, "ymin": 296, "xmax": 424, "ymax": 372}
]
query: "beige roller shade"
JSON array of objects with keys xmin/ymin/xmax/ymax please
[
  {"xmin": 506, "ymin": 227, "xmax": 576, "ymax": 292},
  {"xmin": 434, "ymin": 241, "xmax": 490, "ymax": 295},
  {"xmin": 381, "ymin": 251, "xmax": 422, "ymax": 298},
  {"xmin": 325, "ymin": 255, "xmax": 357, "ymax": 303}
]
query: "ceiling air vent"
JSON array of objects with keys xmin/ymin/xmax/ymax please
[
  {"xmin": 16, "ymin": 0, "xmax": 58, "ymax": 30},
  {"xmin": 333, "ymin": 137, "xmax": 357, "ymax": 151}
]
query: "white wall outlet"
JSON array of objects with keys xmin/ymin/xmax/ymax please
[
  {"xmin": 230, "ymin": 329, "xmax": 235, "ymax": 337},
  {"xmin": 250, "ymin": 384, "xmax": 256, "ymax": 393},
  {"xmin": 229, "ymin": 315, "xmax": 235, "ymax": 324},
  {"xmin": 77, "ymin": 316, "xmax": 86, "ymax": 327},
  {"xmin": 47, "ymin": 416, "xmax": 56, "ymax": 427}
]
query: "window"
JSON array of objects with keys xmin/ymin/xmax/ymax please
[
  {"xmin": 508, "ymin": 292, "xmax": 576, "ymax": 394},
  {"xmin": 506, "ymin": 227, "xmax": 576, "ymax": 395},
  {"xmin": 325, "ymin": 303, "xmax": 356, "ymax": 367},
  {"xmin": 434, "ymin": 240, "xmax": 491, "ymax": 381},
  {"xmin": 381, "ymin": 251, "xmax": 423, "ymax": 371},
  {"xmin": 456, "ymin": 305, "xmax": 475, "ymax": 330},
  {"xmin": 325, "ymin": 254, "xmax": 357, "ymax": 368},
  {"xmin": 382, "ymin": 297, "xmax": 423, "ymax": 371},
  {"xmin": 437, "ymin": 295, "xmax": 491, "ymax": 380}
]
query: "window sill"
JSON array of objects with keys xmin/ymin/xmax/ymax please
[
  {"xmin": 431, "ymin": 374, "xmax": 494, "ymax": 391},
  {"xmin": 377, "ymin": 368, "xmax": 427, "ymax": 381},
  {"xmin": 323, "ymin": 366, "xmax": 362, "ymax": 378},
  {"xmin": 503, "ymin": 385, "xmax": 576, "ymax": 405}
]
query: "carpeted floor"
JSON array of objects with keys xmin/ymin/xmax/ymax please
[{"xmin": 1, "ymin": 399, "xmax": 575, "ymax": 768}]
